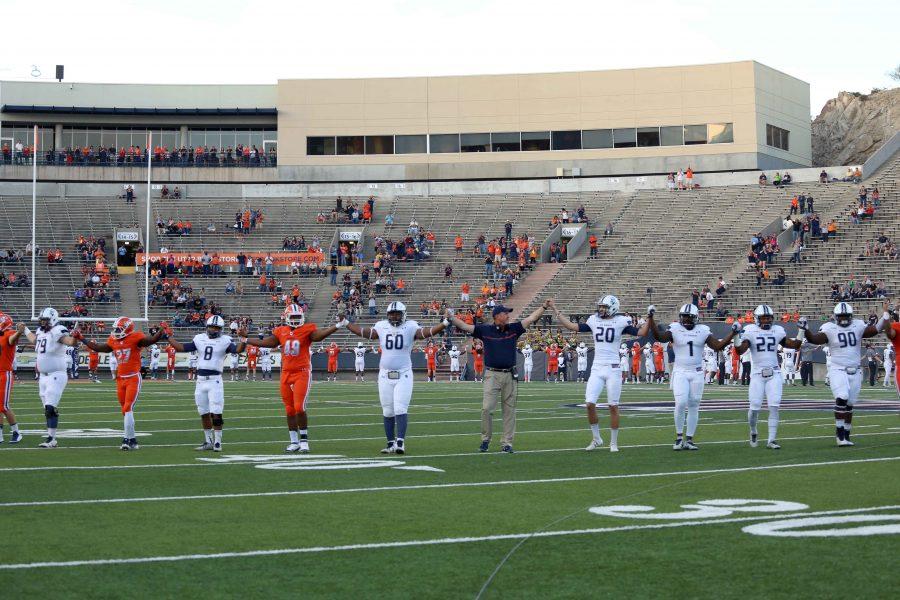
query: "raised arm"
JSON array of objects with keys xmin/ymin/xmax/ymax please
[
  {"xmin": 644, "ymin": 309, "xmax": 673, "ymax": 343},
  {"xmin": 72, "ymin": 328, "xmax": 113, "ymax": 353},
  {"xmin": 520, "ymin": 301, "xmax": 548, "ymax": 328},
  {"xmin": 7, "ymin": 323, "xmax": 26, "ymax": 346},
  {"xmin": 138, "ymin": 325, "xmax": 168, "ymax": 348},
  {"xmin": 782, "ymin": 334, "xmax": 803, "ymax": 350},
  {"xmin": 798, "ymin": 317, "xmax": 828, "ymax": 345},
  {"xmin": 346, "ymin": 321, "xmax": 377, "ymax": 339},
  {"xmin": 548, "ymin": 300, "xmax": 580, "ymax": 332},
  {"xmin": 310, "ymin": 320, "xmax": 346, "ymax": 342},
  {"xmin": 446, "ymin": 310, "xmax": 474, "ymax": 334},
  {"xmin": 415, "ymin": 316, "xmax": 449, "ymax": 340},
  {"xmin": 240, "ymin": 332, "xmax": 281, "ymax": 349},
  {"xmin": 705, "ymin": 325, "xmax": 739, "ymax": 352}
]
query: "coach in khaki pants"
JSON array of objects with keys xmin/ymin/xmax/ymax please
[{"xmin": 448, "ymin": 302, "xmax": 548, "ymax": 453}]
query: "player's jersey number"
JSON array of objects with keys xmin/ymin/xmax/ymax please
[{"xmin": 384, "ymin": 334, "xmax": 404, "ymax": 350}]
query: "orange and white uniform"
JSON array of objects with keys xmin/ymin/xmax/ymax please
[
  {"xmin": 424, "ymin": 345, "xmax": 438, "ymax": 371},
  {"xmin": 274, "ymin": 324, "xmax": 317, "ymax": 415},
  {"xmin": 325, "ymin": 344, "xmax": 340, "ymax": 373},
  {"xmin": 653, "ymin": 344, "xmax": 665, "ymax": 372},
  {"xmin": 88, "ymin": 349, "xmax": 100, "ymax": 371},
  {"xmin": 472, "ymin": 346, "xmax": 484, "ymax": 374},
  {"xmin": 0, "ymin": 329, "xmax": 17, "ymax": 411},
  {"xmin": 631, "ymin": 342, "xmax": 641, "ymax": 375},
  {"xmin": 731, "ymin": 346, "xmax": 740, "ymax": 377},
  {"xmin": 166, "ymin": 345, "xmax": 177, "ymax": 371},
  {"xmin": 247, "ymin": 345, "xmax": 259, "ymax": 369},
  {"xmin": 546, "ymin": 347, "xmax": 560, "ymax": 374},
  {"xmin": 107, "ymin": 331, "xmax": 145, "ymax": 414},
  {"xmin": 891, "ymin": 323, "xmax": 900, "ymax": 397}
]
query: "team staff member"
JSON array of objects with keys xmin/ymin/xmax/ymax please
[
  {"xmin": 448, "ymin": 302, "xmax": 548, "ymax": 454},
  {"xmin": 799, "ymin": 340, "xmax": 817, "ymax": 386}
]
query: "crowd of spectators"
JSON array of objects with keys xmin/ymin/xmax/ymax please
[
  {"xmin": 547, "ymin": 205, "xmax": 590, "ymax": 228},
  {"xmin": 666, "ymin": 167, "xmax": 695, "ymax": 191},
  {"xmin": 0, "ymin": 271, "xmax": 29, "ymax": 288},
  {"xmin": 157, "ymin": 218, "xmax": 193, "ymax": 236},
  {"xmin": 316, "ymin": 196, "xmax": 375, "ymax": 225},
  {"xmin": 233, "ymin": 208, "xmax": 264, "ymax": 234},
  {"xmin": 282, "ymin": 235, "xmax": 321, "ymax": 252},
  {"xmin": 0, "ymin": 248, "xmax": 26, "ymax": 263},
  {"xmin": 831, "ymin": 276, "xmax": 889, "ymax": 301},
  {"xmin": 159, "ymin": 185, "xmax": 182, "ymax": 199},
  {"xmin": 860, "ymin": 232, "xmax": 897, "ymax": 260},
  {"xmin": 71, "ymin": 236, "xmax": 117, "ymax": 303},
  {"xmin": 17, "ymin": 144, "xmax": 278, "ymax": 168}
]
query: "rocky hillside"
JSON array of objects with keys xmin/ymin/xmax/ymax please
[{"xmin": 812, "ymin": 88, "xmax": 899, "ymax": 166}]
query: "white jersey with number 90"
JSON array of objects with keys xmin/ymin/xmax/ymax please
[{"xmin": 372, "ymin": 320, "xmax": 420, "ymax": 371}]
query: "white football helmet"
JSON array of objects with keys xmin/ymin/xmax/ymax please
[
  {"xmin": 357, "ymin": 341, "xmax": 363, "ymax": 347},
  {"xmin": 452, "ymin": 345, "xmax": 458, "ymax": 351},
  {"xmin": 386, "ymin": 301, "xmax": 407, "ymax": 326},
  {"xmin": 39, "ymin": 307, "xmax": 60, "ymax": 329},
  {"xmin": 283, "ymin": 304, "xmax": 305, "ymax": 327},
  {"xmin": 753, "ymin": 305, "xmax": 775, "ymax": 329},
  {"xmin": 679, "ymin": 304, "xmax": 700, "ymax": 329},
  {"xmin": 597, "ymin": 295, "xmax": 620, "ymax": 318},
  {"xmin": 206, "ymin": 315, "xmax": 226, "ymax": 338},
  {"xmin": 833, "ymin": 302, "xmax": 853, "ymax": 327},
  {"xmin": 578, "ymin": 342, "xmax": 585, "ymax": 349}
]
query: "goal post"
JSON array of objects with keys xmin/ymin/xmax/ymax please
[{"xmin": 29, "ymin": 126, "xmax": 152, "ymax": 324}]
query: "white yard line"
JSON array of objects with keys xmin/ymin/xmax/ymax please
[{"xmin": 0, "ymin": 505, "xmax": 896, "ymax": 570}]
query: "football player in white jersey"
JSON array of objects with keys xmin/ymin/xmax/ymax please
[
  {"xmin": 550, "ymin": 296, "xmax": 647, "ymax": 453},
  {"xmin": 883, "ymin": 345, "xmax": 895, "ymax": 387},
  {"xmin": 619, "ymin": 344, "xmax": 630, "ymax": 383},
  {"xmin": 109, "ymin": 350, "xmax": 117, "ymax": 380},
  {"xmin": 646, "ymin": 303, "xmax": 738, "ymax": 450},
  {"xmin": 556, "ymin": 346, "xmax": 567, "ymax": 382},
  {"xmin": 149, "ymin": 344, "xmax": 161, "ymax": 380},
  {"xmin": 576, "ymin": 342, "xmax": 589, "ymax": 382},
  {"xmin": 259, "ymin": 344, "xmax": 273, "ymax": 380},
  {"xmin": 823, "ymin": 346, "xmax": 831, "ymax": 384},
  {"xmin": 448, "ymin": 345, "xmax": 462, "ymax": 381},
  {"xmin": 353, "ymin": 342, "xmax": 368, "ymax": 381},
  {"xmin": 228, "ymin": 349, "xmax": 240, "ymax": 381},
  {"xmin": 520, "ymin": 343, "xmax": 534, "ymax": 382},
  {"xmin": 166, "ymin": 316, "xmax": 245, "ymax": 452},
  {"xmin": 780, "ymin": 344, "xmax": 799, "ymax": 385},
  {"xmin": 703, "ymin": 346, "xmax": 717, "ymax": 383},
  {"xmin": 21, "ymin": 308, "xmax": 81, "ymax": 448},
  {"xmin": 345, "ymin": 301, "xmax": 448, "ymax": 455},
  {"xmin": 734, "ymin": 305, "xmax": 803, "ymax": 449},
  {"xmin": 188, "ymin": 350, "xmax": 198, "ymax": 380},
  {"xmin": 799, "ymin": 302, "xmax": 881, "ymax": 446},
  {"xmin": 644, "ymin": 344, "xmax": 656, "ymax": 383}
]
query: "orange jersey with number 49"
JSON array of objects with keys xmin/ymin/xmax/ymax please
[{"xmin": 273, "ymin": 324, "xmax": 316, "ymax": 372}]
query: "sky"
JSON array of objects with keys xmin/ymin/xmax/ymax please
[{"xmin": 1, "ymin": 0, "xmax": 897, "ymax": 117}]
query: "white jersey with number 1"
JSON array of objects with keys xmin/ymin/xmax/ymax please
[{"xmin": 668, "ymin": 322, "xmax": 712, "ymax": 370}]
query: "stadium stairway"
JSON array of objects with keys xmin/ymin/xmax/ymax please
[{"xmin": 506, "ymin": 262, "xmax": 563, "ymax": 319}]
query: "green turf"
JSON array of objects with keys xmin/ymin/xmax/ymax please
[{"xmin": 1, "ymin": 377, "xmax": 898, "ymax": 598}]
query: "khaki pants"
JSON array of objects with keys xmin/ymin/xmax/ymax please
[{"xmin": 482, "ymin": 369, "xmax": 517, "ymax": 445}]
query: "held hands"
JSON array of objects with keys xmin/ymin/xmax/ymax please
[
  {"xmin": 237, "ymin": 328, "xmax": 249, "ymax": 338},
  {"xmin": 647, "ymin": 305, "xmax": 656, "ymax": 318},
  {"xmin": 159, "ymin": 321, "xmax": 172, "ymax": 337},
  {"xmin": 71, "ymin": 328, "xmax": 84, "ymax": 341},
  {"xmin": 797, "ymin": 317, "xmax": 808, "ymax": 330},
  {"xmin": 445, "ymin": 308, "xmax": 455, "ymax": 318},
  {"xmin": 335, "ymin": 316, "xmax": 350, "ymax": 329},
  {"xmin": 16, "ymin": 322, "xmax": 26, "ymax": 333},
  {"xmin": 730, "ymin": 322, "xmax": 741, "ymax": 333},
  {"xmin": 543, "ymin": 299, "xmax": 554, "ymax": 311}
]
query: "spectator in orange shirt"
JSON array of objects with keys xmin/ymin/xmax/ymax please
[
  {"xmin": 461, "ymin": 282, "xmax": 470, "ymax": 302},
  {"xmin": 588, "ymin": 234, "xmax": 598, "ymax": 258},
  {"xmin": 454, "ymin": 235, "xmax": 464, "ymax": 255},
  {"xmin": 259, "ymin": 274, "xmax": 267, "ymax": 292}
]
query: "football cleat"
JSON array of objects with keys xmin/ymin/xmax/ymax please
[
  {"xmin": 120, "ymin": 438, "xmax": 130, "ymax": 451},
  {"xmin": 394, "ymin": 439, "xmax": 405, "ymax": 455},
  {"xmin": 128, "ymin": 438, "xmax": 140, "ymax": 451},
  {"xmin": 585, "ymin": 439, "xmax": 603, "ymax": 451},
  {"xmin": 39, "ymin": 437, "xmax": 57, "ymax": 448},
  {"xmin": 673, "ymin": 438, "xmax": 684, "ymax": 451},
  {"xmin": 195, "ymin": 442, "xmax": 214, "ymax": 451},
  {"xmin": 286, "ymin": 442, "xmax": 301, "ymax": 453},
  {"xmin": 298, "ymin": 440, "xmax": 310, "ymax": 454},
  {"xmin": 213, "ymin": 442, "xmax": 222, "ymax": 452},
  {"xmin": 500, "ymin": 444, "xmax": 514, "ymax": 454},
  {"xmin": 838, "ymin": 439, "xmax": 855, "ymax": 447},
  {"xmin": 766, "ymin": 441, "xmax": 781, "ymax": 450},
  {"xmin": 682, "ymin": 440, "xmax": 699, "ymax": 451},
  {"xmin": 750, "ymin": 433, "xmax": 758, "ymax": 448},
  {"xmin": 9, "ymin": 431, "xmax": 22, "ymax": 444},
  {"xmin": 479, "ymin": 440, "xmax": 490, "ymax": 453},
  {"xmin": 609, "ymin": 444, "xmax": 619, "ymax": 453},
  {"xmin": 380, "ymin": 442, "xmax": 396, "ymax": 454}
]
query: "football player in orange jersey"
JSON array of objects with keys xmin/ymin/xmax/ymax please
[
  {"xmin": 880, "ymin": 301, "xmax": 900, "ymax": 398},
  {"xmin": 75, "ymin": 317, "xmax": 167, "ymax": 450},
  {"xmin": 88, "ymin": 348, "xmax": 101, "ymax": 383},
  {"xmin": 246, "ymin": 344, "xmax": 259, "ymax": 380},
  {"xmin": 165, "ymin": 343, "xmax": 177, "ymax": 380},
  {"xmin": 423, "ymin": 340, "xmax": 439, "ymax": 382},
  {"xmin": 241, "ymin": 305, "xmax": 346, "ymax": 452},
  {"xmin": 323, "ymin": 342, "xmax": 341, "ymax": 381},
  {"xmin": 0, "ymin": 314, "xmax": 26, "ymax": 444}
]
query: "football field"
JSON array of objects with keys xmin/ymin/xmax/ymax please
[{"xmin": 1, "ymin": 377, "xmax": 898, "ymax": 598}]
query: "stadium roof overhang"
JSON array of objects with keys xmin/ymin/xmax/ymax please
[{"xmin": 0, "ymin": 105, "xmax": 277, "ymax": 116}]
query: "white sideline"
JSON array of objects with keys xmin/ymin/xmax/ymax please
[
  {"xmin": 0, "ymin": 424, "xmax": 891, "ymax": 456},
  {"xmin": 0, "ymin": 505, "xmax": 896, "ymax": 570},
  {"xmin": 1, "ymin": 456, "xmax": 897, "ymax": 508}
]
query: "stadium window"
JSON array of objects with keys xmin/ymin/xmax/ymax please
[
  {"xmin": 582, "ymin": 129, "xmax": 613, "ymax": 149},
  {"xmin": 613, "ymin": 128, "xmax": 636, "ymax": 148},
  {"xmin": 766, "ymin": 124, "xmax": 789, "ymax": 151},
  {"xmin": 708, "ymin": 123, "xmax": 734, "ymax": 144},
  {"xmin": 551, "ymin": 130, "xmax": 582, "ymax": 150},
  {"xmin": 460, "ymin": 133, "xmax": 491, "ymax": 153},
  {"xmin": 659, "ymin": 126, "xmax": 684, "ymax": 146},
  {"xmin": 429, "ymin": 134, "xmax": 460, "ymax": 153},
  {"xmin": 337, "ymin": 136, "xmax": 365, "ymax": 155},
  {"xmin": 307, "ymin": 136, "xmax": 336, "ymax": 155},
  {"xmin": 521, "ymin": 131, "xmax": 550, "ymax": 151},
  {"xmin": 684, "ymin": 124, "xmax": 708, "ymax": 145},
  {"xmin": 395, "ymin": 135, "xmax": 427, "ymax": 154},
  {"xmin": 636, "ymin": 127, "xmax": 660, "ymax": 147},
  {"xmin": 491, "ymin": 132, "xmax": 520, "ymax": 152},
  {"xmin": 365, "ymin": 135, "xmax": 395, "ymax": 155}
]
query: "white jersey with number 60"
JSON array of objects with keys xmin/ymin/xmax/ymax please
[
  {"xmin": 668, "ymin": 322, "xmax": 712, "ymax": 370},
  {"xmin": 819, "ymin": 320, "xmax": 867, "ymax": 369},
  {"xmin": 372, "ymin": 320, "xmax": 420, "ymax": 371}
]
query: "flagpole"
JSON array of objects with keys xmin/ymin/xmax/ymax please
[
  {"xmin": 31, "ymin": 125, "xmax": 37, "ymax": 319},
  {"xmin": 144, "ymin": 132, "xmax": 152, "ymax": 322}
]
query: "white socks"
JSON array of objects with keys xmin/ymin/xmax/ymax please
[
  {"xmin": 10, "ymin": 423, "xmax": 18, "ymax": 433},
  {"xmin": 124, "ymin": 412, "xmax": 135, "ymax": 438},
  {"xmin": 767, "ymin": 407, "xmax": 779, "ymax": 443},
  {"xmin": 748, "ymin": 409, "xmax": 759, "ymax": 435},
  {"xmin": 590, "ymin": 422, "xmax": 600, "ymax": 441},
  {"xmin": 674, "ymin": 400, "xmax": 687, "ymax": 435},
  {"xmin": 610, "ymin": 429, "xmax": 618, "ymax": 446},
  {"xmin": 204, "ymin": 429, "xmax": 213, "ymax": 443},
  {"xmin": 289, "ymin": 430, "xmax": 299, "ymax": 443},
  {"xmin": 213, "ymin": 430, "xmax": 222, "ymax": 444},
  {"xmin": 686, "ymin": 403, "xmax": 700, "ymax": 437}
]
